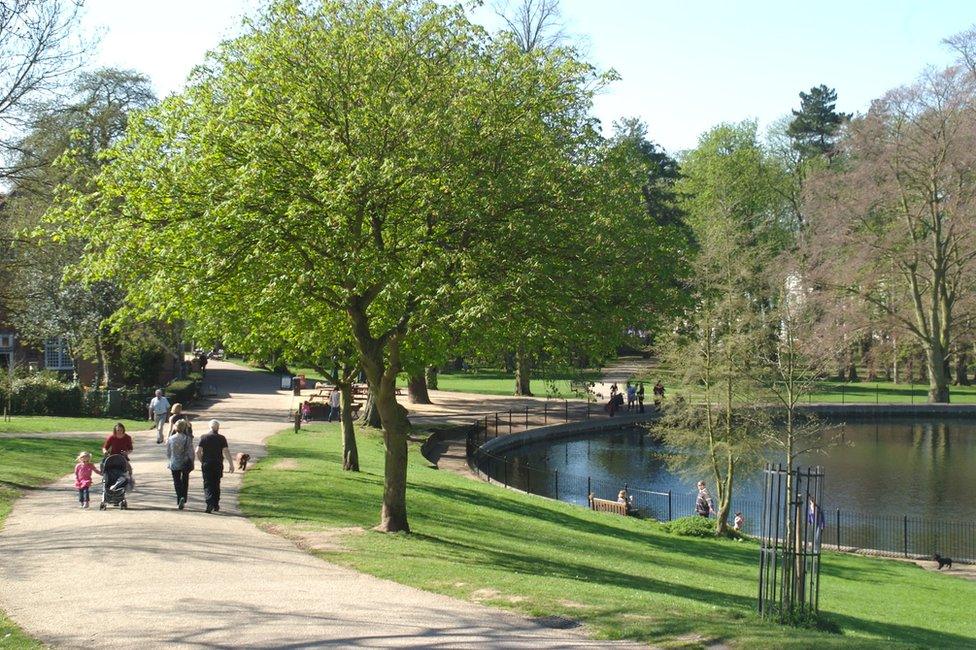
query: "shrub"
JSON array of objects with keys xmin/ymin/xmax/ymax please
[
  {"xmin": 0, "ymin": 374, "xmax": 82, "ymax": 416},
  {"xmin": 164, "ymin": 378, "xmax": 199, "ymax": 406},
  {"xmin": 661, "ymin": 515, "xmax": 744, "ymax": 539}
]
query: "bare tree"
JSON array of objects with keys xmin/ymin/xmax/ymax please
[
  {"xmin": 494, "ymin": 0, "xmax": 565, "ymax": 53},
  {"xmin": 0, "ymin": 0, "xmax": 87, "ymax": 179},
  {"xmin": 803, "ymin": 64, "xmax": 976, "ymax": 403}
]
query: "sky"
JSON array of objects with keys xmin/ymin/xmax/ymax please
[{"xmin": 80, "ymin": 0, "xmax": 976, "ymax": 153}]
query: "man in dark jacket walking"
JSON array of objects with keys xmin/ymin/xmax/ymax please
[{"xmin": 196, "ymin": 419, "xmax": 235, "ymax": 513}]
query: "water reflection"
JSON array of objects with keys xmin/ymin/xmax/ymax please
[{"xmin": 504, "ymin": 417, "xmax": 976, "ymax": 521}]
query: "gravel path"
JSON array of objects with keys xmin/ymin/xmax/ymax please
[{"xmin": 0, "ymin": 361, "xmax": 641, "ymax": 648}]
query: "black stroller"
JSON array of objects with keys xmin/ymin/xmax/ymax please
[{"xmin": 99, "ymin": 454, "xmax": 131, "ymax": 510}]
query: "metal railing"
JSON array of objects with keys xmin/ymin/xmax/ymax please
[{"xmin": 466, "ymin": 410, "xmax": 976, "ymax": 563}]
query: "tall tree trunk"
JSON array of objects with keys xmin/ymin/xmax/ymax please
[
  {"xmin": 407, "ymin": 371, "xmax": 431, "ymax": 404},
  {"xmin": 955, "ymin": 352, "xmax": 970, "ymax": 386},
  {"xmin": 359, "ymin": 388, "xmax": 382, "ymax": 428},
  {"xmin": 715, "ymin": 459, "xmax": 733, "ymax": 535},
  {"xmin": 339, "ymin": 382, "xmax": 359, "ymax": 471},
  {"xmin": 926, "ymin": 344, "xmax": 950, "ymax": 403},
  {"xmin": 424, "ymin": 366, "xmax": 438, "ymax": 390},
  {"xmin": 514, "ymin": 343, "xmax": 532, "ymax": 396}
]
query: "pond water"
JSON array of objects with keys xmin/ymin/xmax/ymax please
[{"xmin": 501, "ymin": 417, "xmax": 976, "ymax": 523}]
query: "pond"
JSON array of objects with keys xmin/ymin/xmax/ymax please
[{"xmin": 491, "ymin": 417, "xmax": 976, "ymax": 559}]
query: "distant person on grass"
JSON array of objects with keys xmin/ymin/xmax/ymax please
[
  {"xmin": 148, "ymin": 389, "xmax": 171, "ymax": 444},
  {"xmin": 695, "ymin": 481, "xmax": 714, "ymax": 518},
  {"xmin": 196, "ymin": 419, "xmax": 235, "ymax": 514},
  {"xmin": 74, "ymin": 451, "xmax": 102, "ymax": 509},
  {"xmin": 653, "ymin": 380, "xmax": 665, "ymax": 410},
  {"xmin": 328, "ymin": 389, "xmax": 341, "ymax": 422}
]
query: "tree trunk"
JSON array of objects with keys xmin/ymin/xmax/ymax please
[
  {"xmin": 359, "ymin": 388, "xmax": 383, "ymax": 428},
  {"xmin": 926, "ymin": 344, "xmax": 950, "ymax": 403},
  {"xmin": 955, "ymin": 352, "xmax": 970, "ymax": 386},
  {"xmin": 339, "ymin": 382, "xmax": 359, "ymax": 471},
  {"xmin": 714, "ymin": 459, "xmax": 733, "ymax": 535},
  {"xmin": 407, "ymin": 371, "xmax": 431, "ymax": 404},
  {"xmin": 424, "ymin": 366, "xmax": 438, "ymax": 390},
  {"xmin": 514, "ymin": 343, "xmax": 532, "ymax": 396},
  {"xmin": 370, "ymin": 362, "xmax": 410, "ymax": 533}
]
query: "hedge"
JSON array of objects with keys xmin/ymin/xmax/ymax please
[{"xmin": 0, "ymin": 374, "xmax": 201, "ymax": 419}]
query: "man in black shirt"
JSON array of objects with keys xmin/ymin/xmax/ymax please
[{"xmin": 196, "ymin": 419, "xmax": 235, "ymax": 513}]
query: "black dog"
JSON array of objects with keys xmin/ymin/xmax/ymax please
[
  {"xmin": 934, "ymin": 553, "xmax": 953, "ymax": 570},
  {"xmin": 235, "ymin": 453, "xmax": 251, "ymax": 471}
]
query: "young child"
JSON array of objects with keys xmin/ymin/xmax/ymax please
[
  {"xmin": 74, "ymin": 451, "xmax": 102, "ymax": 509},
  {"xmin": 301, "ymin": 400, "xmax": 311, "ymax": 423},
  {"xmin": 733, "ymin": 512, "xmax": 745, "ymax": 531}
]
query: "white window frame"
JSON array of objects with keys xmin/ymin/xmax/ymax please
[{"xmin": 43, "ymin": 338, "xmax": 73, "ymax": 370}]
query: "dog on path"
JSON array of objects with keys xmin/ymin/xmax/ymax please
[
  {"xmin": 934, "ymin": 553, "xmax": 953, "ymax": 570},
  {"xmin": 235, "ymin": 453, "xmax": 251, "ymax": 471}
]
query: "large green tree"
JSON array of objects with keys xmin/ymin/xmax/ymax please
[
  {"xmin": 56, "ymin": 0, "xmax": 610, "ymax": 532},
  {"xmin": 786, "ymin": 84, "xmax": 849, "ymax": 160}
]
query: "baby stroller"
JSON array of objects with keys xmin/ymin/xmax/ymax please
[{"xmin": 99, "ymin": 454, "xmax": 131, "ymax": 510}]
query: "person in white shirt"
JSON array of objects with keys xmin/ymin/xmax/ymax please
[
  {"xmin": 328, "ymin": 389, "xmax": 341, "ymax": 422},
  {"xmin": 148, "ymin": 389, "xmax": 171, "ymax": 444}
]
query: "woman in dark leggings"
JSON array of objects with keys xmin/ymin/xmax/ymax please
[{"xmin": 166, "ymin": 419, "xmax": 195, "ymax": 510}]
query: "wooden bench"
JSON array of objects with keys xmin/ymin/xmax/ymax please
[{"xmin": 588, "ymin": 494, "xmax": 629, "ymax": 516}]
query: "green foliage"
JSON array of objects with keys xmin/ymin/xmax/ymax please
[
  {"xmin": 241, "ymin": 424, "xmax": 976, "ymax": 647},
  {"xmin": 661, "ymin": 515, "xmax": 730, "ymax": 538},
  {"xmin": 0, "ymin": 374, "xmax": 82, "ymax": 416},
  {"xmin": 115, "ymin": 335, "xmax": 166, "ymax": 387}
]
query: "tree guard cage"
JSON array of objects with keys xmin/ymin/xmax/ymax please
[{"xmin": 758, "ymin": 463, "xmax": 825, "ymax": 622}]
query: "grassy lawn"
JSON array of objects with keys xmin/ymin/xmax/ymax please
[
  {"xmin": 0, "ymin": 416, "xmax": 146, "ymax": 434},
  {"xmin": 0, "ymin": 436, "xmax": 101, "ymax": 647},
  {"xmin": 241, "ymin": 424, "xmax": 974, "ymax": 648},
  {"xmin": 226, "ymin": 357, "xmax": 599, "ymax": 398}
]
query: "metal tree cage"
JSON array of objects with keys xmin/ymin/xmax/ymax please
[{"xmin": 758, "ymin": 463, "xmax": 825, "ymax": 622}]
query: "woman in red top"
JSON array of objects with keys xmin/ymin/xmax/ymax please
[{"xmin": 102, "ymin": 423, "xmax": 133, "ymax": 456}]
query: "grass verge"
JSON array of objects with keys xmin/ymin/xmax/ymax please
[
  {"xmin": 241, "ymin": 424, "xmax": 975, "ymax": 648},
  {"xmin": 0, "ymin": 416, "xmax": 146, "ymax": 435},
  {"xmin": 0, "ymin": 436, "xmax": 101, "ymax": 647}
]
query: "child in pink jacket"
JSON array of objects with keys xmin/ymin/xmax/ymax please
[{"xmin": 74, "ymin": 451, "xmax": 102, "ymax": 509}]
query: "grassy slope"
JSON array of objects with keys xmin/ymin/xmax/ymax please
[
  {"xmin": 0, "ymin": 436, "xmax": 101, "ymax": 648},
  {"xmin": 241, "ymin": 424, "xmax": 974, "ymax": 649},
  {"xmin": 0, "ymin": 416, "xmax": 146, "ymax": 434}
]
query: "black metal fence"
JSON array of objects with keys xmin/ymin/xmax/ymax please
[{"xmin": 466, "ymin": 410, "xmax": 976, "ymax": 564}]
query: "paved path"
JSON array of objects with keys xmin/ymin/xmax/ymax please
[{"xmin": 0, "ymin": 361, "xmax": 639, "ymax": 648}]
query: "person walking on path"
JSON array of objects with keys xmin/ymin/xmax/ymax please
[
  {"xmin": 328, "ymin": 389, "xmax": 340, "ymax": 422},
  {"xmin": 695, "ymin": 481, "xmax": 714, "ymax": 518},
  {"xmin": 102, "ymin": 423, "xmax": 133, "ymax": 458},
  {"xmin": 73, "ymin": 452, "xmax": 102, "ymax": 508},
  {"xmin": 301, "ymin": 400, "xmax": 312, "ymax": 423},
  {"xmin": 166, "ymin": 419, "xmax": 195, "ymax": 510},
  {"xmin": 148, "ymin": 389, "xmax": 171, "ymax": 444},
  {"xmin": 626, "ymin": 382, "xmax": 636, "ymax": 411},
  {"xmin": 637, "ymin": 382, "xmax": 645, "ymax": 413},
  {"xmin": 196, "ymin": 419, "xmax": 234, "ymax": 513},
  {"xmin": 167, "ymin": 403, "xmax": 190, "ymax": 438}
]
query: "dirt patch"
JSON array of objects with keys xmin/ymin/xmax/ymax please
[
  {"xmin": 262, "ymin": 524, "xmax": 364, "ymax": 553},
  {"xmin": 907, "ymin": 558, "xmax": 976, "ymax": 580},
  {"xmin": 272, "ymin": 458, "xmax": 299, "ymax": 470},
  {"xmin": 470, "ymin": 588, "xmax": 501, "ymax": 601},
  {"xmin": 558, "ymin": 600, "xmax": 590, "ymax": 609}
]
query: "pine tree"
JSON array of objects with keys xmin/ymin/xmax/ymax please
[{"xmin": 787, "ymin": 85, "xmax": 850, "ymax": 159}]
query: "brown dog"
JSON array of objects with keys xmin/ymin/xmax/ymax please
[{"xmin": 235, "ymin": 453, "xmax": 251, "ymax": 471}]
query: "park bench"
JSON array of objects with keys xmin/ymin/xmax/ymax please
[{"xmin": 588, "ymin": 494, "xmax": 629, "ymax": 516}]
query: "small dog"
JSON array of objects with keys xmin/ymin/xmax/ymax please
[
  {"xmin": 934, "ymin": 553, "xmax": 953, "ymax": 570},
  {"xmin": 236, "ymin": 453, "xmax": 251, "ymax": 471}
]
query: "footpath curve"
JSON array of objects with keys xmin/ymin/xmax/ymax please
[{"xmin": 0, "ymin": 361, "xmax": 639, "ymax": 648}]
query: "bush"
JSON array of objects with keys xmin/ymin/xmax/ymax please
[
  {"xmin": 661, "ymin": 515, "xmax": 743, "ymax": 539},
  {"xmin": 0, "ymin": 374, "xmax": 82, "ymax": 416},
  {"xmin": 164, "ymin": 378, "xmax": 199, "ymax": 406}
]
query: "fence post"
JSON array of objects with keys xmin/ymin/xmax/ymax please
[
  {"xmin": 668, "ymin": 490, "xmax": 673, "ymax": 521},
  {"xmin": 495, "ymin": 412, "xmax": 499, "ymax": 437},
  {"xmin": 836, "ymin": 509, "xmax": 841, "ymax": 549},
  {"xmin": 841, "ymin": 384, "xmax": 845, "ymax": 404},
  {"xmin": 554, "ymin": 469, "xmax": 559, "ymax": 500},
  {"xmin": 587, "ymin": 475, "xmax": 591, "ymax": 497},
  {"xmin": 508, "ymin": 409, "xmax": 512, "ymax": 435},
  {"xmin": 525, "ymin": 406, "xmax": 529, "ymax": 429},
  {"xmin": 544, "ymin": 402, "xmax": 548, "ymax": 424},
  {"xmin": 503, "ymin": 460, "xmax": 508, "ymax": 487},
  {"xmin": 903, "ymin": 515, "xmax": 909, "ymax": 558}
]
